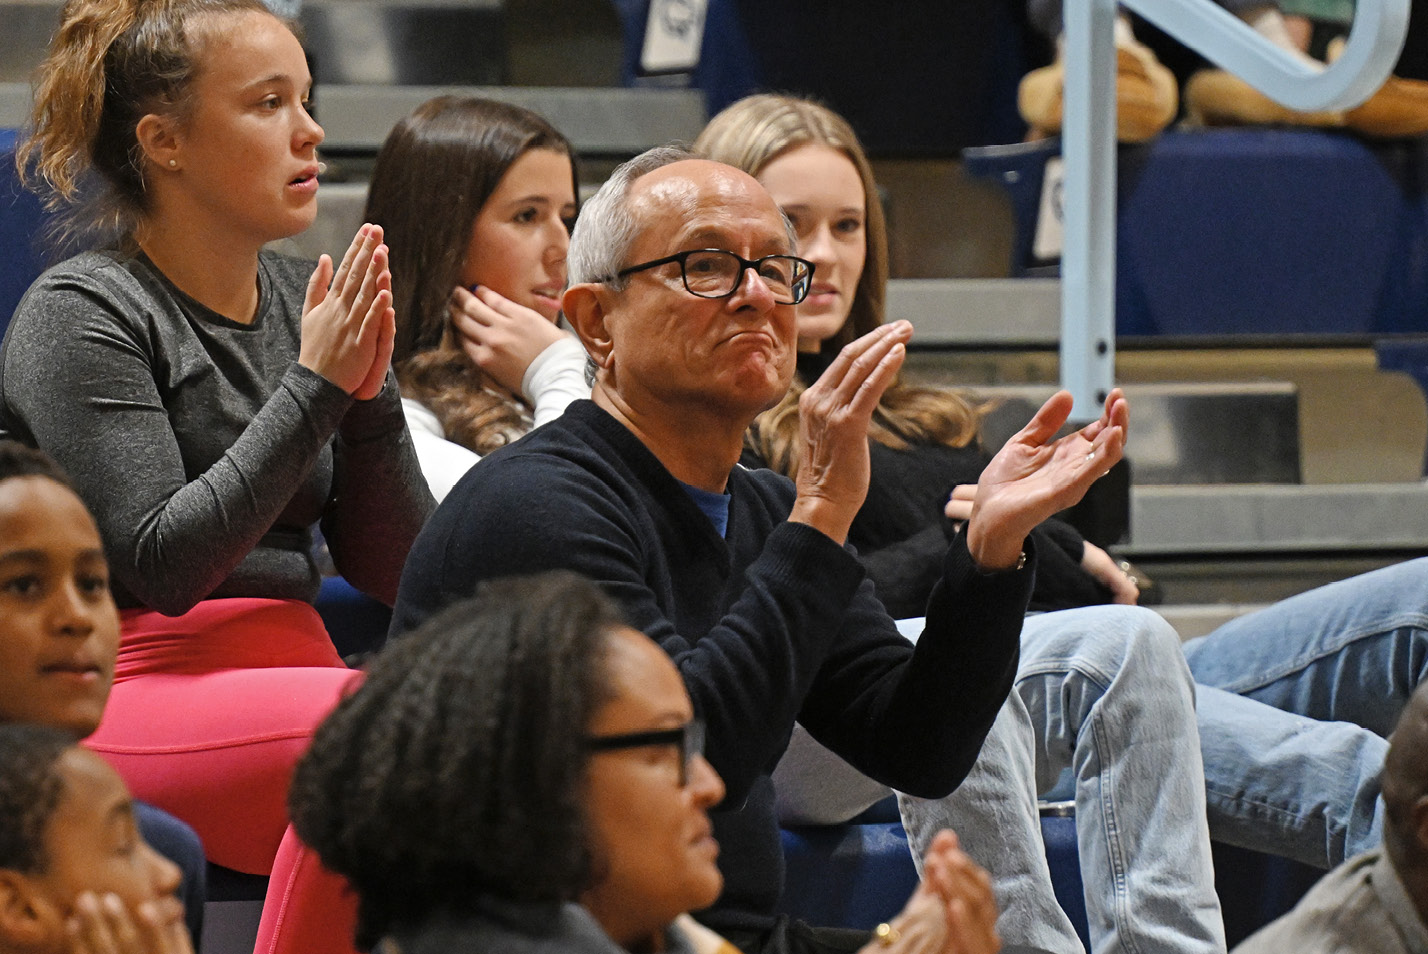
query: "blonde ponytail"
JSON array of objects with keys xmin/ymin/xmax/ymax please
[{"xmin": 16, "ymin": 0, "xmax": 273, "ymax": 247}]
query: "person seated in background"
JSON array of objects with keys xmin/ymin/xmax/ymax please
[
  {"xmin": 0, "ymin": 441, "xmax": 206, "ymax": 946},
  {"xmin": 696, "ymin": 91, "xmax": 1425, "ymax": 954},
  {"xmin": 251, "ymin": 94, "xmax": 586, "ymax": 954},
  {"xmin": 1234, "ymin": 677, "xmax": 1428, "ymax": 953},
  {"xmin": 365, "ymin": 95, "xmax": 589, "ymax": 501},
  {"xmin": 391, "ymin": 143, "xmax": 1130, "ymax": 954},
  {"xmin": 291, "ymin": 571, "xmax": 1001, "ymax": 954},
  {"xmin": 0, "ymin": 723, "xmax": 190, "ymax": 954}
]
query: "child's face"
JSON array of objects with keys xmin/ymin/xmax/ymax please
[
  {"xmin": 24, "ymin": 748, "xmax": 185, "ymax": 949},
  {"xmin": 0, "ymin": 477, "xmax": 120, "ymax": 737}
]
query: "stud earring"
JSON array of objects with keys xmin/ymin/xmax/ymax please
[{"xmin": 168, "ymin": 159, "xmax": 177, "ymax": 168}]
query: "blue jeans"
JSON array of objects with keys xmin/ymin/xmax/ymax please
[
  {"xmin": 898, "ymin": 558, "xmax": 1428, "ymax": 954},
  {"xmin": 899, "ymin": 605, "xmax": 1225, "ymax": 954},
  {"xmin": 1183, "ymin": 557, "xmax": 1428, "ymax": 867}
]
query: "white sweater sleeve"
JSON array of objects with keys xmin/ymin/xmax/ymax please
[
  {"xmin": 401, "ymin": 397, "xmax": 481, "ymax": 503},
  {"xmin": 521, "ymin": 335, "xmax": 591, "ymax": 428}
]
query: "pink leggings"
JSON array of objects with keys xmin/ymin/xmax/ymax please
[
  {"xmin": 255, "ymin": 827, "xmax": 361, "ymax": 954},
  {"xmin": 86, "ymin": 599, "xmax": 362, "ymax": 875}
]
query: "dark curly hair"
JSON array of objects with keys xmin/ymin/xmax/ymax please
[
  {"xmin": 289, "ymin": 571, "xmax": 625, "ymax": 951},
  {"xmin": 0, "ymin": 440, "xmax": 76, "ymax": 490},
  {"xmin": 0, "ymin": 724, "xmax": 78, "ymax": 874}
]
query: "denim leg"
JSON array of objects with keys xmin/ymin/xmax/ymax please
[
  {"xmin": 1194, "ymin": 684, "xmax": 1387, "ymax": 867},
  {"xmin": 1181, "ymin": 559, "xmax": 1427, "ymax": 866},
  {"xmin": 1017, "ymin": 606, "xmax": 1225, "ymax": 954},
  {"xmin": 1182, "ymin": 557, "xmax": 1428, "ymax": 737},
  {"xmin": 899, "ymin": 691, "xmax": 1087, "ymax": 954}
]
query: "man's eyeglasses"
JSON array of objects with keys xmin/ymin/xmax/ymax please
[
  {"xmin": 585, "ymin": 719, "xmax": 706, "ymax": 786},
  {"xmin": 613, "ymin": 249, "xmax": 814, "ymax": 306}
]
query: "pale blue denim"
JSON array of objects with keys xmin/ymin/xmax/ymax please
[
  {"xmin": 895, "ymin": 558, "xmax": 1428, "ymax": 954},
  {"xmin": 899, "ymin": 605, "xmax": 1225, "ymax": 954},
  {"xmin": 1183, "ymin": 557, "xmax": 1428, "ymax": 867}
]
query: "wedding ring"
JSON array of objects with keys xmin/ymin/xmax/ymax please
[{"xmin": 875, "ymin": 923, "xmax": 901, "ymax": 947}]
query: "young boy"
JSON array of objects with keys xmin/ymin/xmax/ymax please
[
  {"xmin": 0, "ymin": 723, "xmax": 190, "ymax": 954},
  {"xmin": 0, "ymin": 443, "xmax": 204, "ymax": 944}
]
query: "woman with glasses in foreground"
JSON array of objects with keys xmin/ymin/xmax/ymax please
[{"xmin": 290, "ymin": 571, "xmax": 1000, "ymax": 954}]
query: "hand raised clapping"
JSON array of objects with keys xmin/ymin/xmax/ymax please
[
  {"xmin": 964, "ymin": 388, "xmax": 1128, "ymax": 571},
  {"xmin": 66, "ymin": 891, "xmax": 192, "ymax": 954},
  {"xmin": 860, "ymin": 830, "xmax": 1000, "ymax": 954},
  {"xmin": 790, "ymin": 321, "xmax": 913, "ymax": 544},
  {"xmin": 299, "ymin": 223, "xmax": 396, "ymax": 400},
  {"xmin": 945, "ymin": 487, "xmax": 1139, "ymax": 603}
]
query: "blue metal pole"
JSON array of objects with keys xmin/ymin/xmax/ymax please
[
  {"xmin": 1060, "ymin": 0, "xmax": 1121, "ymax": 421},
  {"xmin": 1055, "ymin": 0, "xmax": 1409, "ymax": 421}
]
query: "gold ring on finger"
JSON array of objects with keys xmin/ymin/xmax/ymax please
[{"xmin": 875, "ymin": 923, "xmax": 901, "ymax": 947}]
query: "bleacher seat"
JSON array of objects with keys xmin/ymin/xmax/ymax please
[
  {"xmin": 0, "ymin": 131, "xmax": 53, "ymax": 334},
  {"xmin": 964, "ymin": 128, "xmax": 1428, "ymax": 338},
  {"xmin": 778, "ymin": 798, "xmax": 1323, "ymax": 948},
  {"xmin": 777, "ymin": 797, "xmax": 1092, "ymax": 946},
  {"xmin": 206, "ymin": 863, "xmax": 268, "ymax": 903},
  {"xmin": 778, "ymin": 819, "xmax": 920, "ymax": 932},
  {"xmin": 612, "ymin": 0, "xmax": 1034, "ymax": 153},
  {"xmin": 314, "ymin": 574, "xmax": 391, "ymax": 660}
]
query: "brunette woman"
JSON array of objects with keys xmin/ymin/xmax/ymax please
[
  {"xmin": 3, "ymin": 0, "xmax": 432, "ymax": 877},
  {"xmin": 365, "ymin": 95, "xmax": 587, "ymax": 500}
]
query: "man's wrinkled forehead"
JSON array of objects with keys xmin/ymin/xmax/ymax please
[{"xmin": 628, "ymin": 160, "xmax": 793, "ymax": 255}]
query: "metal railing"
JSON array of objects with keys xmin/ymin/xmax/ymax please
[{"xmin": 1057, "ymin": 0, "xmax": 1412, "ymax": 419}]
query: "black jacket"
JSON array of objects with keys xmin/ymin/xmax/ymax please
[{"xmin": 392, "ymin": 400, "xmax": 1030, "ymax": 934}]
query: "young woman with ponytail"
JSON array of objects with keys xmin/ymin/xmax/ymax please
[{"xmin": 2, "ymin": 0, "xmax": 431, "ymax": 886}]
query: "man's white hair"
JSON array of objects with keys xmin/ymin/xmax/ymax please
[
  {"xmin": 566, "ymin": 145, "xmax": 799, "ymax": 289},
  {"xmin": 567, "ymin": 146, "xmax": 698, "ymax": 288}
]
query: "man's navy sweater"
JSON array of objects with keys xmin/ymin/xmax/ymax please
[{"xmin": 392, "ymin": 400, "xmax": 1031, "ymax": 934}]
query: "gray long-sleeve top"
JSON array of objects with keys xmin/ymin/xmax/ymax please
[{"xmin": 0, "ymin": 249, "xmax": 433, "ymax": 615}]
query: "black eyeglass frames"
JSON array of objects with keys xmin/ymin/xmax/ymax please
[
  {"xmin": 612, "ymin": 249, "xmax": 814, "ymax": 305},
  {"xmin": 585, "ymin": 718, "xmax": 707, "ymax": 786}
]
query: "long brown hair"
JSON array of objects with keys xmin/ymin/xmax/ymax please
[
  {"xmin": 364, "ymin": 95, "xmax": 577, "ymax": 456},
  {"xmin": 693, "ymin": 94, "xmax": 985, "ymax": 476},
  {"xmin": 17, "ymin": 0, "xmax": 275, "ymax": 250}
]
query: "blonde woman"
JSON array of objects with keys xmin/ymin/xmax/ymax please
[{"xmin": 697, "ymin": 93, "xmax": 1425, "ymax": 954}]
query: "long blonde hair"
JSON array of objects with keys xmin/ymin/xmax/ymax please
[{"xmin": 692, "ymin": 93, "xmax": 985, "ymax": 476}]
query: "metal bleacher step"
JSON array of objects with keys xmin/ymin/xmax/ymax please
[
  {"xmin": 1153, "ymin": 602, "xmax": 1270, "ymax": 641},
  {"xmin": 967, "ymin": 382, "xmax": 1303, "ymax": 486},
  {"xmin": 315, "ymin": 84, "xmax": 705, "ymax": 156},
  {"xmin": 1122, "ymin": 482, "xmax": 1428, "ymax": 606},
  {"xmin": 1127, "ymin": 482, "xmax": 1428, "ymax": 556}
]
